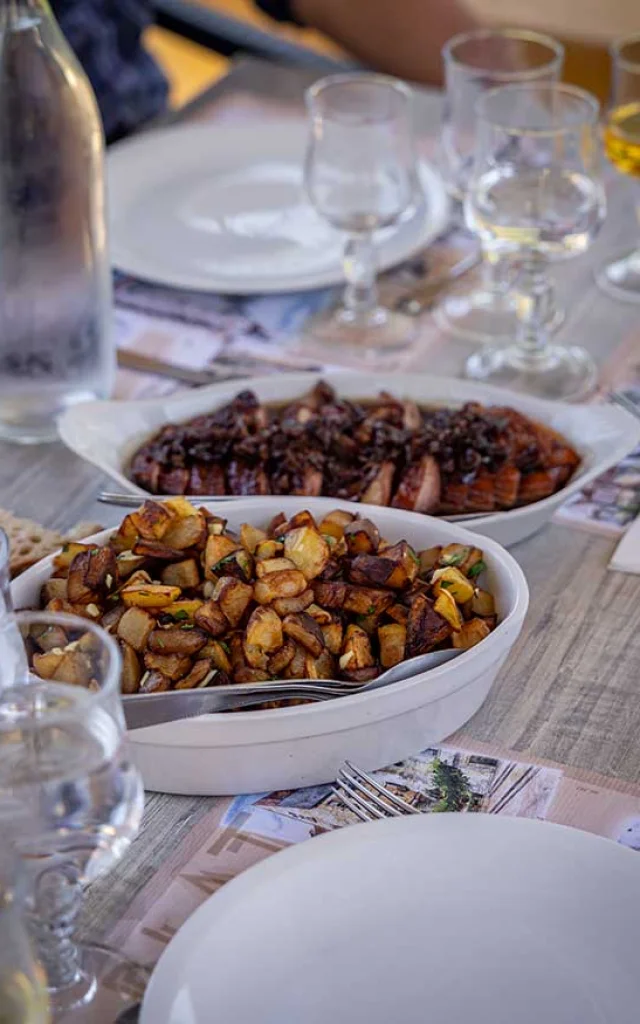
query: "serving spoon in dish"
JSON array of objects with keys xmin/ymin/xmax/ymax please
[{"xmin": 122, "ymin": 648, "xmax": 462, "ymax": 729}]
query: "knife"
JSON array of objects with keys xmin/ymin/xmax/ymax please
[{"xmin": 117, "ymin": 349, "xmax": 243, "ymax": 386}]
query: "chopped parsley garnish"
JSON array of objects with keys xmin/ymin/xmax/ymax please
[
  {"xmin": 217, "ymin": 553, "xmax": 238, "ymax": 567},
  {"xmin": 173, "ymin": 609, "xmax": 189, "ymax": 621},
  {"xmin": 408, "ymin": 549, "xmax": 420, "ymax": 565},
  {"xmin": 90, "ymin": 547, "xmax": 100, "ymax": 556},
  {"xmin": 180, "ymin": 623, "xmax": 195, "ymax": 631},
  {"xmin": 367, "ymin": 605, "xmax": 376, "ymax": 615},
  {"xmin": 439, "ymin": 580, "xmax": 455, "ymax": 590},
  {"xmin": 275, "ymin": 535, "xmax": 286, "ymax": 543},
  {"xmin": 441, "ymin": 548, "xmax": 469, "ymax": 567},
  {"xmin": 467, "ymin": 560, "xmax": 487, "ymax": 579},
  {"xmin": 219, "ymin": 640, "xmax": 230, "ymax": 654}
]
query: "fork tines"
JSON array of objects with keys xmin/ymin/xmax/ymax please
[
  {"xmin": 609, "ymin": 390, "xmax": 640, "ymax": 420},
  {"xmin": 332, "ymin": 760, "xmax": 421, "ymax": 822}
]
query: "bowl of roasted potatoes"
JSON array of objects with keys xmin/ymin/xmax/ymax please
[{"xmin": 12, "ymin": 497, "xmax": 528, "ymax": 795}]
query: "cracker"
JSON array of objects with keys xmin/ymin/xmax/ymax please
[{"xmin": 0, "ymin": 510, "xmax": 103, "ymax": 578}]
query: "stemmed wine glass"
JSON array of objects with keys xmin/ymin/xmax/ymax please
[
  {"xmin": 0, "ymin": 611, "xmax": 146, "ymax": 1019},
  {"xmin": 438, "ymin": 28, "xmax": 565, "ymax": 343},
  {"xmin": 303, "ymin": 72, "xmax": 420, "ymax": 359},
  {"xmin": 464, "ymin": 83, "xmax": 606, "ymax": 400},
  {"xmin": 596, "ymin": 34, "xmax": 640, "ymax": 301}
]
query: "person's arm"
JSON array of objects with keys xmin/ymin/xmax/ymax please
[{"xmin": 258, "ymin": 0, "xmax": 478, "ymax": 86}]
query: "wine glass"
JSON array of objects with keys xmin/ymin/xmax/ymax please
[
  {"xmin": 464, "ymin": 83, "xmax": 606, "ymax": 400},
  {"xmin": 437, "ymin": 28, "xmax": 565, "ymax": 343},
  {"xmin": 596, "ymin": 34, "xmax": 640, "ymax": 302},
  {"xmin": 0, "ymin": 611, "xmax": 146, "ymax": 1019},
  {"xmin": 0, "ymin": 846, "xmax": 50, "ymax": 1023},
  {"xmin": 302, "ymin": 72, "xmax": 420, "ymax": 359}
]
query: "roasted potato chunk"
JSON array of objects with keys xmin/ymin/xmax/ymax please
[
  {"xmin": 255, "ymin": 557, "xmax": 297, "ymax": 578},
  {"xmin": 343, "ymin": 518, "xmax": 380, "ymax": 555},
  {"xmin": 284, "ymin": 643, "xmax": 308, "ymax": 680},
  {"xmin": 120, "ymin": 642, "xmax": 142, "ymax": 694},
  {"xmin": 312, "ymin": 581, "xmax": 347, "ymax": 610},
  {"xmin": 254, "ymin": 570, "xmax": 308, "ymax": 605},
  {"xmin": 143, "ymin": 651, "xmax": 193, "ymax": 681},
  {"xmin": 67, "ymin": 547, "xmax": 117, "ymax": 605},
  {"xmin": 148, "ymin": 628, "xmax": 208, "ymax": 656},
  {"xmin": 164, "ymin": 599, "xmax": 204, "ymax": 621},
  {"xmin": 378, "ymin": 623, "xmax": 407, "ymax": 668},
  {"xmin": 234, "ymin": 667, "xmax": 271, "ymax": 684},
  {"xmin": 317, "ymin": 509, "xmax": 355, "ymax": 540},
  {"xmin": 205, "ymin": 533, "xmax": 241, "ymax": 578},
  {"xmin": 51, "ymin": 650, "xmax": 93, "ymax": 687},
  {"xmin": 194, "ymin": 601, "xmax": 228, "ymax": 637},
  {"xmin": 471, "ymin": 588, "xmax": 496, "ymax": 618},
  {"xmin": 115, "ymin": 551, "xmax": 147, "ymax": 578},
  {"xmin": 117, "ymin": 607, "xmax": 156, "ymax": 652},
  {"xmin": 418, "ymin": 546, "xmax": 442, "ymax": 575},
  {"xmin": 452, "ymin": 618, "xmax": 492, "ymax": 650},
  {"xmin": 432, "ymin": 567, "xmax": 475, "ymax": 605},
  {"xmin": 121, "ymin": 584, "xmax": 180, "ymax": 609},
  {"xmin": 198, "ymin": 639, "xmax": 232, "ymax": 674},
  {"xmin": 41, "ymin": 579, "xmax": 68, "ymax": 605},
  {"xmin": 344, "ymin": 586, "xmax": 394, "ymax": 617},
  {"xmin": 438, "ymin": 544, "xmax": 484, "ymax": 576},
  {"xmin": 434, "ymin": 589, "xmax": 463, "ymax": 631},
  {"xmin": 33, "ymin": 625, "xmax": 69, "ymax": 653},
  {"xmin": 32, "ymin": 650, "xmax": 65, "ymax": 679},
  {"xmin": 52, "ymin": 542, "xmax": 92, "ymax": 571},
  {"xmin": 175, "ymin": 659, "xmax": 217, "ymax": 690},
  {"xmin": 244, "ymin": 607, "xmax": 283, "ymax": 669},
  {"xmin": 161, "ymin": 559, "xmax": 201, "ymax": 590},
  {"xmin": 282, "ymin": 613, "xmax": 325, "ymax": 657},
  {"xmin": 139, "ymin": 670, "xmax": 171, "ymax": 694},
  {"xmin": 212, "ymin": 577, "xmax": 253, "ymax": 627},
  {"xmin": 240, "ymin": 523, "xmax": 268, "ymax": 554},
  {"xmin": 162, "ymin": 512, "xmax": 207, "ymax": 551},
  {"xmin": 321, "ymin": 620, "xmax": 343, "ymax": 656},
  {"xmin": 163, "ymin": 496, "xmax": 199, "ymax": 519},
  {"xmin": 255, "ymin": 539, "xmax": 283, "ymax": 561},
  {"xmin": 405, "ymin": 594, "xmax": 451, "ymax": 658},
  {"xmin": 130, "ymin": 500, "xmax": 175, "ymax": 541},
  {"xmin": 284, "ymin": 526, "xmax": 330, "ymax": 581},
  {"xmin": 110, "ymin": 515, "xmax": 138, "ymax": 554},
  {"xmin": 268, "ymin": 640, "xmax": 296, "ymax": 675},
  {"xmin": 340, "ymin": 624, "xmax": 375, "ymax": 672},
  {"xmin": 272, "ymin": 589, "xmax": 315, "ymax": 616},
  {"xmin": 304, "ymin": 649, "xmax": 336, "ymax": 680}
]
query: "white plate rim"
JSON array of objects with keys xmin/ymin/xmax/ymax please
[
  {"xmin": 107, "ymin": 121, "xmax": 450, "ymax": 294},
  {"xmin": 139, "ymin": 813, "xmax": 640, "ymax": 1024}
]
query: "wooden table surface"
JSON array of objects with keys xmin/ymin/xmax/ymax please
[{"xmin": 5, "ymin": 58, "xmax": 640, "ymax": 941}]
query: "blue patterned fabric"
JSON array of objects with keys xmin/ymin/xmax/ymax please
[{"xmin": 52, "ymin": 0, "xmax": 169, "ymax": 141}]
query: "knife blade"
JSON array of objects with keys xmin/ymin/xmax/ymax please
[{"xmin": 117, "ymin": 349, "xmax": 242, "ymax": 386}]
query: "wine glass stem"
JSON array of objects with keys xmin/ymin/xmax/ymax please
[
  {"xmin": 342, "ymin": 232, "xmax": 379, "ymax": 324},
  {"xmin": 515, "ymin": 255, "xmax": 553, "ymax": 365},
  {"xmin": 483, "ymin": 246, "xmax": 512, "ymax": 293},
  {"xmin": 28, "ymin": 862, "xmax": 85, "ymax": 993}
]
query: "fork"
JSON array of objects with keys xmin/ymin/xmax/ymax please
[{"xmin": 331, "ymin": 760, "xmax": 422, "ymax": 821}]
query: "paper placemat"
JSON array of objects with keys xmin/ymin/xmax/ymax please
[{"xmin": 96, "ymin": 738, "xmax": 640, "ymax": 1011}]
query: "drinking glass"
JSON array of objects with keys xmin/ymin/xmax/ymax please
[
  {"xmin": 303, "ymin": 73, "xmax": 420, "ymax": 358},
  {"xmin": 0, "ymin": 611, "xmax": 146, "ymax": 1019},
  {"xmin": 596, "ymin": 35, "xmax": 640, "ymax": 302},
  {"xmin": 437, "ymin": 28, "xmax": 565, "ymax": 343},
  {"xmin": 0, "ymin": 847, "xmax": 50, "ymax": 1023},
  {"xmin": 464, "ymin": 83, "xmax": 606, "ymax": 400}
]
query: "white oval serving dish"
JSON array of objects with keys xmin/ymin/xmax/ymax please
[
  {"xmin": 58, "ymin": 373, "xmax": 640, "ymax": 548},
  {"xmin": 12, "ymin": 498, "xmax": 528, "ymax": 796}
]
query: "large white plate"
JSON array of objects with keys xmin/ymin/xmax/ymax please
[
  {"xmin": 12, "ymin": 497, "xmax": 527, "ymax": 795},
  {"xmin": 58, "ymin": 372, "xmax": 640, "ymax": 548},
  {"xmin": 107, "ymin": 121, "xmax": 449, "ymax": 293},
  {"xmin": 140, "ymin": 814, "xmax": 640, "ymax": 1024}
]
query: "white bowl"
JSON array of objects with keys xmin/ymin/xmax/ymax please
[
  {"xmin": 12, "ymin": 497, "xmax": 528, "ymax": 796},
  {"xmin": 58, "ymin": 373, "xmax": 640, "ymax": 548}
]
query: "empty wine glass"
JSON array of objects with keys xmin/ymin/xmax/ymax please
[
  {"xmin": 0, "ymin": 611, "xmax": 146, "ymax": 1019},
  {"xmin": 596, "ymin": 34, "xmax": 640, "ymax": 302},
  {"xmin": 438, "ymin": 28, "xmax": 565, "ymax": 343},
  {"xmin": 464, "ymin": 83, "xmax": 606, "ymax": 400},
  {"xmin": 303, "ymin": 72, "xmax": 420, "ymax": 359}
]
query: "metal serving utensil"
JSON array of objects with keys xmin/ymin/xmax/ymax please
[{"xmin": 121, "ymin": 649, "xmax": 462, "ymax": 729}]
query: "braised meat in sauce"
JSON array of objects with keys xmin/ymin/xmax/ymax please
[{"xmin": 129, "ymin": 381, "xmax": 580, "ymax": 514}]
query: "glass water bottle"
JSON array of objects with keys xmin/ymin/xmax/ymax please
[{"xmin": 0, "ymin": 0, "xmax": 114, "ymax": 444}]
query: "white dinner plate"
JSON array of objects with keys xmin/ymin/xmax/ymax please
[
  {"xmin": 107, "ymin": 121, "xmax": 449, "ymax": 293},
  {"xmin": 140, "ymin": 814, "xmax": 640, "ymax": 1024},
  {"xmin": 58, "ymin": 372, "xmax": 640, "ymax": 548}
]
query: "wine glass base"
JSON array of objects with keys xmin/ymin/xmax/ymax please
[
  {"xmin": 595, "ymin": 247, "xmax": 640, "ymax": 304},
  {"xmin": 300, "ymin": 305, "xmax": 417, "ymax": 365},
  {"xmin": 435, "ymin": 287, "xmax": 565, "ymax": 344},
  {"xmin": 53, "ymin": 943, "xmax": 149, "ymax": 1023},
  {"xmin": 465, "ymin": 344, "xmax": 598, "ymax": 401}
]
